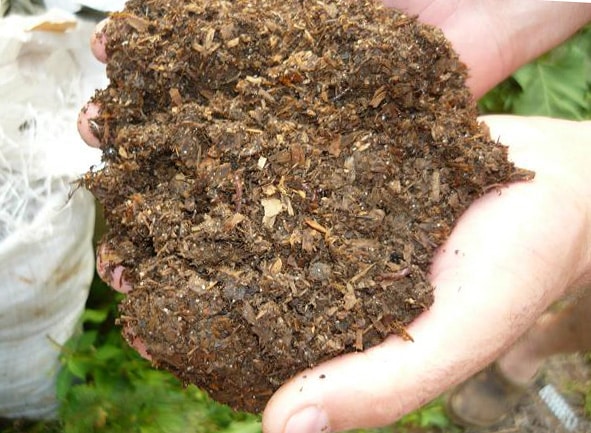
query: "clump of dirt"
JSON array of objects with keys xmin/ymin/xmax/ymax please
[{"xmin": 84, "ymin": 0, "xmax": 533, "ymax": 413}]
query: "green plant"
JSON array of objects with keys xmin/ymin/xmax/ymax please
[
  {"xmin": 348, "ymin": 399, "xmax": 459, "ymax": 433},
  {"xmin": 395, "ymin": 399, "xmax": 460, "ymax": 433},
  {"xmin": 479, "ymin": 26, "xmax": 591, "ymax": 120},
  {"xmin": 55, "ymin": 279, "xmax": 260, "ymax": 433}
]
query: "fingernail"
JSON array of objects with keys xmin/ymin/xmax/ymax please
[{"xmin": 284, "ymin": 406, "xmax": 330, "ymax": 433}]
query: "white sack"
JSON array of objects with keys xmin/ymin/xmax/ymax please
[
  {"xmin": 0, "ymin": 188, "xmax": 95, "ymax": 419},
  {"xmin": 0, "ymin": 11, "xmax": 103, "ymax": 419}
]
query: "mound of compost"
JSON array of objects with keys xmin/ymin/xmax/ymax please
[{"xmin": 84, "ymin": 0, "xmax": 533, "ymax": 413}]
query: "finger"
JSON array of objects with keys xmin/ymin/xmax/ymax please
[
  {"xmin": 96, "ymin": 244, "xmax": 133, "ymax": 293},
  {"xmin": 262, "ymin": 116, "xmax": 591, "ymax": 433},
  {"xmin": 382, "ymin": 0, "xmax": 503, "ymax": 98},
  {"xmin": 262, "ymin": 189, "xmax": 574, "ymax": 433},
  {"xmin": 91, "ymin": 19, "xmax": 109, "ymax": 64},
  {"xmin": 96, "ymin": 244, "xmax": 152, "ymax": 361},
  {"xmin": 383, "ymin": 1, "xmax": 591, "ymax": 99},
  {"xmin": 122, "ymin": 328, "xmax": 152, "ymax": 361},
  {"xmin": 77, "ymin": 102, "xmax": 102, "ymax": 148}
]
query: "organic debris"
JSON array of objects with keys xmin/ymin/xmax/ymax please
[{"xmin": 85, "ymin": 0, "xmax": 533, "ymax": 412}]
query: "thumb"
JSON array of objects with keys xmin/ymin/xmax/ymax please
[{"xmin": 261, "ymin": 116, "xmax": 591, "ymax": 433}]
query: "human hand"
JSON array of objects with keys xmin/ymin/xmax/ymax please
[
  {"xmin": 384, "ymin": 0, "xmax": 591, "ymax": 98},
  {"xmin": 263, "ymin": 5, "xmax": 591, "ymax": 433},
  {"xmin": 261, "ymin": 116, "xmax": 591, "ymax": 433},
  {"xmin": 246, "ymin": 6, "xmax": 591, "ymax": 422},
  {"xmin": 78, "ymin": 8, "xmax": 591, "ymax": 432}
]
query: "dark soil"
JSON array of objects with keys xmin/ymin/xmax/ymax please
[{"xmin": 84, "ymin": 0, "xmax": 533, "ymax": 413}]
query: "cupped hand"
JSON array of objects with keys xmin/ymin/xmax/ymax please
[
  {"xmin": 78, "ymin": 9, "xmax": 591, "ymax": 431},
  {"xmin": 262, "ymin": 116, "xmax": 591, "ymax": 433}
]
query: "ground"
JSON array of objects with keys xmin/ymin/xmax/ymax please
[{"xmin": 406, "ymin": 354, "xmax": 591, "ymax": 433}]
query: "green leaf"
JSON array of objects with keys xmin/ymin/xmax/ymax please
[
  {"xmin": 219, "ymin": 419, "xmax": 262, "ymax": 433},
  {"xmin": 512, "ymin": 42, "xmax": 589, "ymax": 120},
  {"xmin": 479, "ymin": 25, "xmax": 591, "ymax": 119},
  {"xmin": 417, "ymin": 404, "xmax": 450, "ymax": 428},
  {"xmin": 56, "ymin": 367, "xmax": 76, "ymax": 401},
  {"xmin": 478, "ymin": 77, "xmax": 521, "ymax": 114},
  {"xmin": 67, "ymin": 357, "xmax": 94, "ymax": 380},
  {"xmin": 76, "ymin": 330, "xmax": 98, "ymax": 351},
  {"xmin": 94, "ymin": 344, "xmax": 124, "ymax": 361},
  {"xmin": 81, "ymin": 308, "xmax": 110, "ymax": 324}
]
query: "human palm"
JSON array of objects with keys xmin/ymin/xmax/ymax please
[{"xmin": 262, "ymin": 115, "xmax": 591, "ymax": 433}]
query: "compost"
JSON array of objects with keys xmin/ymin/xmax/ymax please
[{"xmin": 85, "ymin": 0, "xmax": 533, "ymax": 412}]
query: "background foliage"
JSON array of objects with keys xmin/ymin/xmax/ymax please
[
  {"xmin": 479, "ymin": 26, "xmax": 591, "ymax": 120},
  {"xmin": 1, "ymin": 21, "xmax": 590, "ymax": 433}
]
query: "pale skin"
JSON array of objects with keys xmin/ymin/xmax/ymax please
[
  {"xmin": 382, "ymin": 0, "xmax": 591, "ymax": 99},
  {"xmin": 78, "ymin": 2, "xmax": 591, "ymax": 433}
]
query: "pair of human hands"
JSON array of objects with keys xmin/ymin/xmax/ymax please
[{"xmin": 78, "ymin": 2, "xmax": 591, "ymax": 433}]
